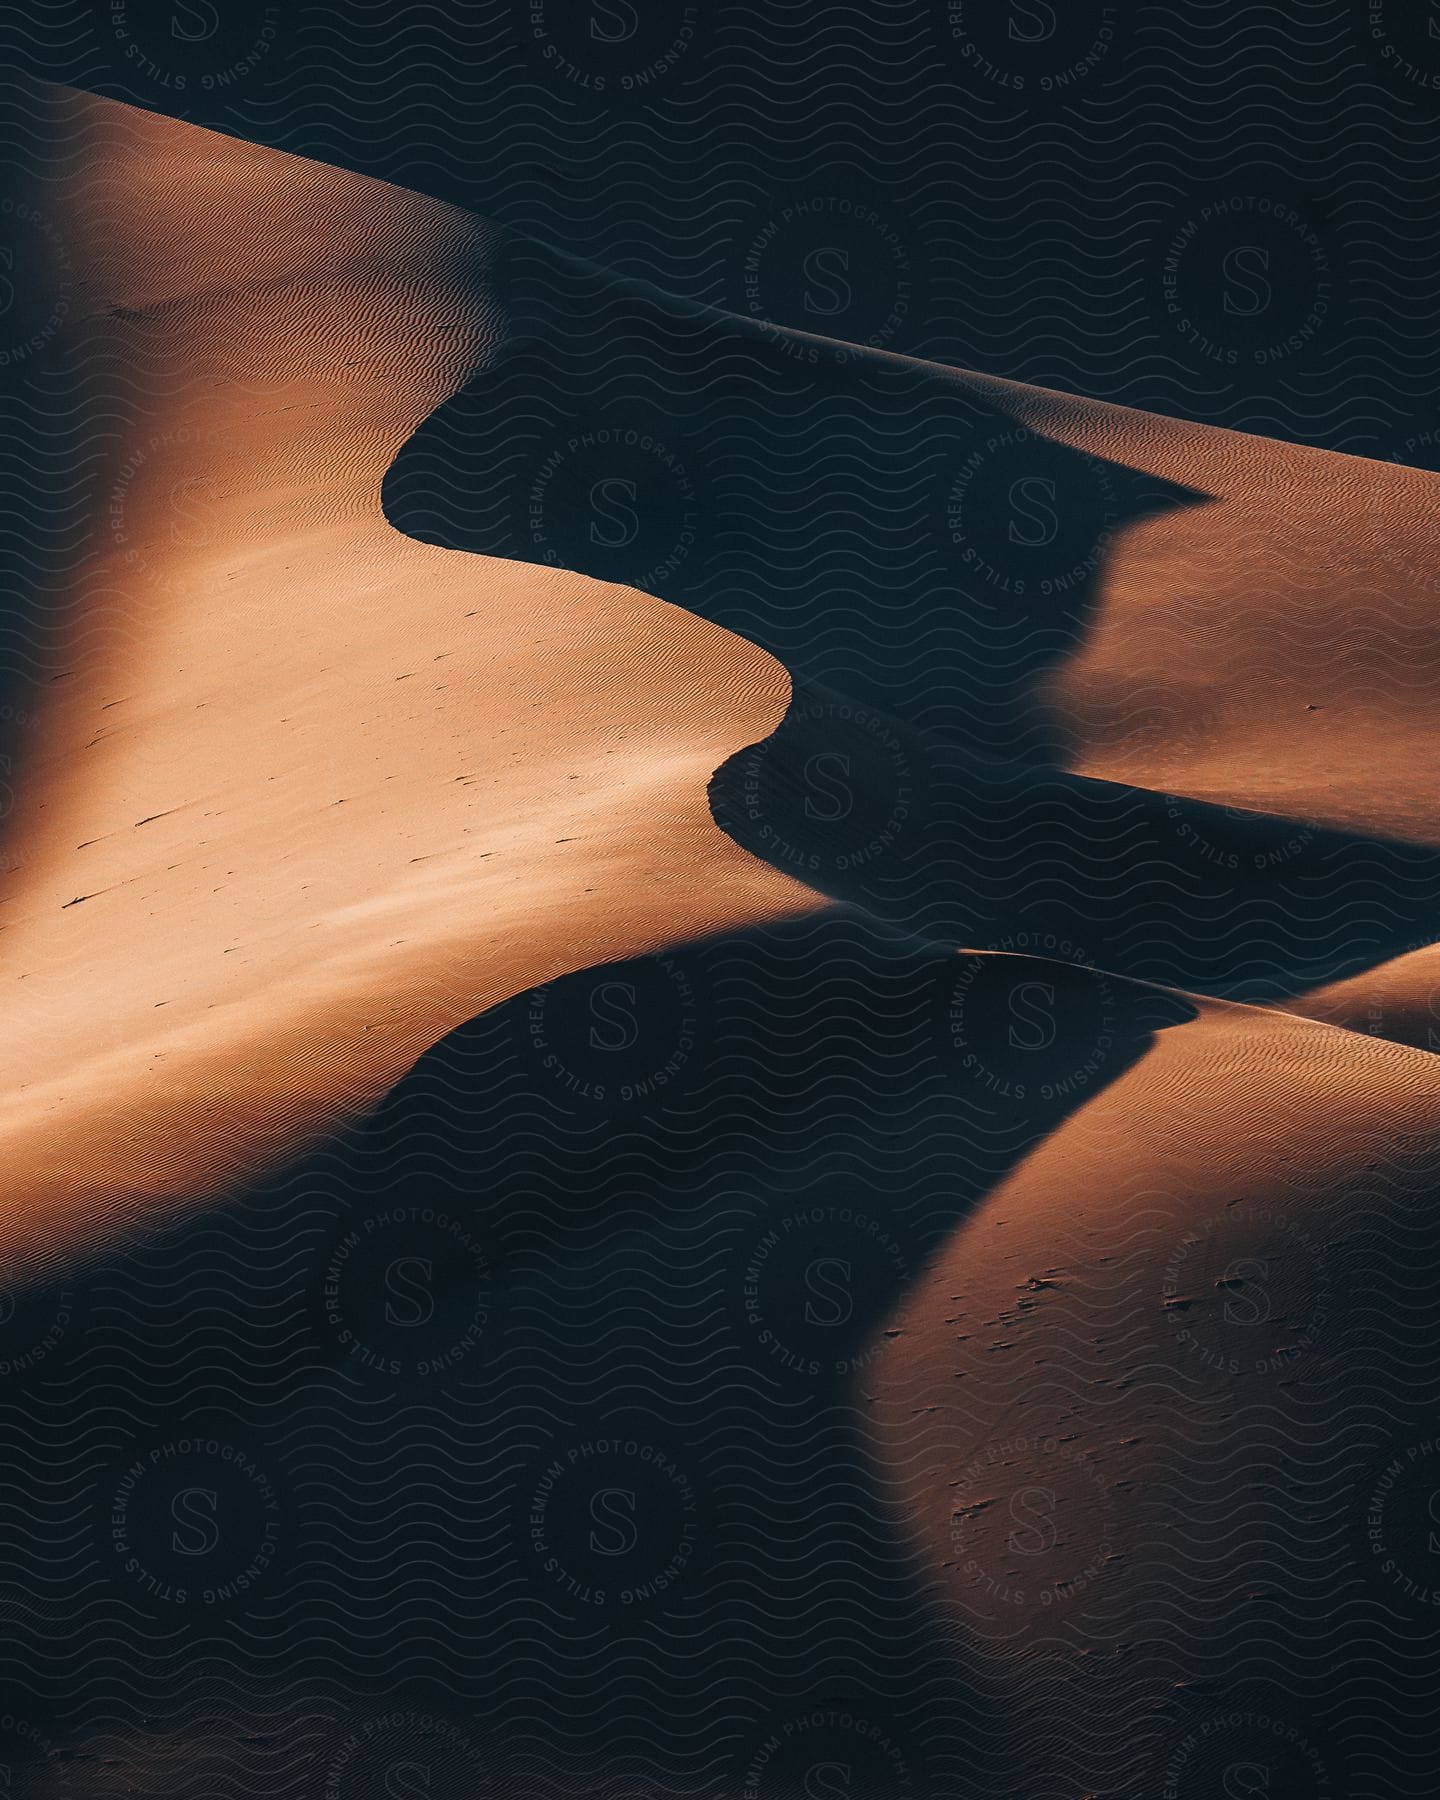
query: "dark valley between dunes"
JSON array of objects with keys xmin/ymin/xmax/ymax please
[{"xmin": 1, "ymin": 8, "xmax": 1440, "ymax": 1796}]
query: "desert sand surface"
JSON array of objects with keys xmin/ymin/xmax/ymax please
[
  {"xmin": 6, "ymin": 88, "xmax": 1438, "ymax": 1273},
  {"xmin": 861, "ymin": 951, "xmax": 1440, "ymax": 1791},
  {"xmin": 0, "ymin": 88, "xmax": 820, "ymax": 1273},
  {"xmin": 1, "ymin": 82, "xmax": 1439, "ymax": 1798},
  {"xmin": 952, "ymin": 366, "xmax": 1440, "ymax": 845},
  {"xmin": 1284, "ymin": 940, "xmax": 1440, "ymax": 1050}
]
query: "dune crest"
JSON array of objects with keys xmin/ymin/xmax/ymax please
[
  {"xmin": 6, "ymin": 84, "xmax": 1437, "ymax": 1283},
  {"xmin": 860, "ymin": 950, "xmax": 1440, "ymax": 1790},
  {"xmin": 0, "ymin": 90, "xmax": 821, "ymax": 1270},
  {"xmin": 2, "ymin": 80, "xmax": 1439, "ymax": 1799}
]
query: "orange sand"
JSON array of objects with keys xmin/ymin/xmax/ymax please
[
  {"xmin": 0, "ymin": 83, "xmax": 1437, "ymax": 1796},
  {"xmin": 4, "ymin": 87, "xmax": 1437, "ymax": 1363},
  {"xmin": 0, "ymin": 91, "xmax": 820, "ymax": 1272}
]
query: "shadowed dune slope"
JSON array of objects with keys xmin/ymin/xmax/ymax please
[
  {"xmin": 394, "ymin": 232, "xmax": 1440, "ymax": 1007},
  {"xmin": 863, "ymin": 964, "xmax": 1440, "ymax": 1793},
  {"xmin": 394, "ymin": 231, "xmax": 1440, "ymax": 846},
  {"xmin": 3, "ymin": 81, "xmax": 1437, "ymax": 1254},
  {"xmin": 0, "ymin": 88, "xmax": 820, "ymax": 1271},
  {"xmin": 0, "ymin": 82, "xmax": 1438, "ymax": 1800}
]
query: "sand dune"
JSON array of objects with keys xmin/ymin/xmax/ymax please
[
  {"xmin": 945, "ymin": 369, "xmax": 1440, "ymax": 845},
  {"xmin": 861, "ymin": 950, "xmax": 1440, "ymax": 1789},
  {"xmin": 0, "ymin": 90, "xmax": 819, "ymax": 1272},
  {"xmin": 5, "ymin": 84, "xmax": 1437, "ymax": 1276},
  {"xmin": 1284, "ymin": 940, "xmax": 1440, "ymax": 1050},
  {"xmin": 856, "ymin": 950, "xmax": 1440, "ymax": 1792},
  {"xmin": 2, "ymin": 80, "xmax": 1439, "ymax": 1799}
]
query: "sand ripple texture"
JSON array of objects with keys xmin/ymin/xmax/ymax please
[{"xmin": 0, "ymin": 70, "xmax": 1438, "ymax": 1800}]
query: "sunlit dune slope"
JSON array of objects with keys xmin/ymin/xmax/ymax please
[
  {"xmin": 432, "ymin": 245, "xmax": 1440, "ymax": 847},
  {"xmin": 1285, "ymin": 940, "xmax": 1440, "ymax": 1052},
  {"xmin": 6, "ymin": 79, "xmax": 1438, "ymax": 1278},
  {"xmin": 4, "ymin": 83, "xmax": 1440, "ymax": 1794},
  {"xmin": 0, "ymin": 89, "xmax": 820, "ymax": 1270},
  {"xmin": 941, "ymin": 367, "xmax": 1440, "ymax": 845},
  {"xmin": 863, "ymin": 947, "xmax": 1440, "ymax": 1791}
]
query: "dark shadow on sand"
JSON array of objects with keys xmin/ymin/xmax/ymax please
[
  {"xmin": 386, "ymin": 245, "xmax": 1440, "ymax": 1003},
  {"xmin": 0, "ymin": 84, "xmax": 110, "ymax": 873},
  {"xmin": 0, "ymin": 912, "xmax": 1194, "ymax": 1794}
]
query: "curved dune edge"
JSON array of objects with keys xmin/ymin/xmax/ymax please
[
  {"xmin": 1002, "ymin": 377, "xmax": 1440, "ymax": 846},
  {"xmin": 692, "ymin": 316, "xmax": 1440, "ymax": 848},
  {"xmin": 1283, "ymin": 941, "xmax": 1440, "ymax": 1053},
  {"xmin": 0, "ymin": 89, "xmax": 822, "ymax": 1272},
  {"xmin": 3, "ymin": 87, "xmax": 1440, "ymax": 1791},
  {"xmin": 5, "ymin": 84, "xmax": 1437, "ymax": 1282},
  {"xmin": 859, "ymin": 955, "xmax": 1440, "ymax": 1786}
]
